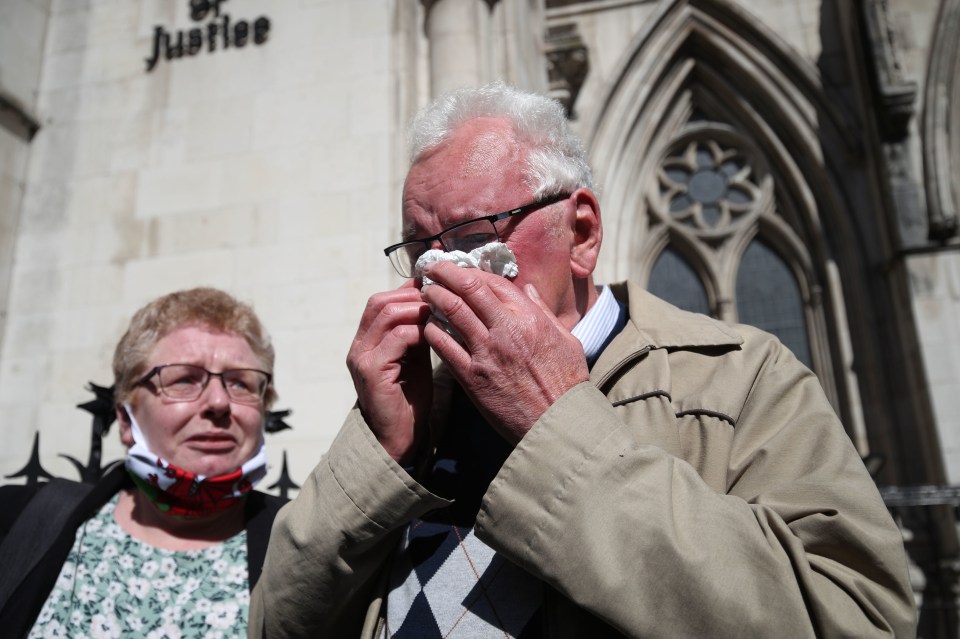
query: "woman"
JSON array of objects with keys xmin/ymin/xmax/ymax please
[{"xmin": 0, "ymin": 287, "xmax": 287, "ymax": 638}]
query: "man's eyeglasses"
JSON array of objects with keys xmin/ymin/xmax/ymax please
[
  {"xmin": 137, "ymin": 364, "xmax": 272, "ymax": 405},
  {"xmin": 384, "ymin": 192, "xmax": 571, "ymax": 278}
]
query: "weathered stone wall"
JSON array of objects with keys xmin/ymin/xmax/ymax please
[
  {"xmin": 0, "ymin": 0, "xmax": 50, "ymax": 369},
  {"xmin": 909, "ymin": 254, "xmax": 960, "ymax": 483},
  {"xmin": 0, "ymin": 0, "xmax": 410, "ymax": 488}
]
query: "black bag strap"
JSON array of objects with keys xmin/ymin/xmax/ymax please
[{"xmin": 0, "ymin": 479, "xmax": 95, "ymax": 611}]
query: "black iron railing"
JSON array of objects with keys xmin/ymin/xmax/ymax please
[{"xmin": 4, "ymin": 382, "xmax": 301, "ymax": 499}]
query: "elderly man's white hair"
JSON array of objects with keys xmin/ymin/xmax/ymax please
[{"xmin": 407, "ymin": 81, "xmax": 595, "ymax": 197}]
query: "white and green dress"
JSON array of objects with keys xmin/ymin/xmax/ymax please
[{"xmin": 29, "ymin": 494, "xmax": 250, "ymax": 639}]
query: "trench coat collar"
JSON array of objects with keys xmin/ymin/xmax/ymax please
[{"xmin": 590, "ymin": 281, "xmax": 743, "ymax": 387}]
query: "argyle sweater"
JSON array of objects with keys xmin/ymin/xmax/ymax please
[
  {"xmin": 382, "ymin": 386, "xmax": 544, "ymax": 638},
  {"xmin": 380, "ymin": 288, "xmax": 627, "ymax": 637}
]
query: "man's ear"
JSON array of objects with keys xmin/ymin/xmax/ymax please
[
  {"xmin": 569, "ymin": 188, "xmax": 603, "ymax": 278},
  {"xmin": 116, "ymin": 403, "xmax": 134, "ymax": 448}
]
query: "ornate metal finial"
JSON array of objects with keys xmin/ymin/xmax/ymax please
[
  {"xmin": 265, "ymin": 409, "xmax": 293, "ymax": 434},
  {"xmin": 267, "ymin": 451, "xmax": 301, "ymax": 500},
  {"xmin": 76, "ymin": 382, "xmax": 118, "ymax": 437},
  {"xmin": 5, "ymin": 432, "xmax": 54, "ymax": 486},
  {"xmin": 64, "ymin": 382, "xmax": 120, "ymax": 483}
]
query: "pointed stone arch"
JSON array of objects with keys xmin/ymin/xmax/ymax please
[
  {"xmin": 588, "ymin": 0, "xmax": 858, "ymax": 279},
  {"xmin": 583, "ymin": 0, "xmax": 880, "ymax": 448},
  {"xmin": 643, "ymin": 222, "xmax": 718, "ymax": 315}
]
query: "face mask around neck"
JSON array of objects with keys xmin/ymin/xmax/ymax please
[{"xmin": 123, "ymin": 403, "xmax": 268, "ymax": 518}]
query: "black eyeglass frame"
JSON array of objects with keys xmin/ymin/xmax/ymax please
[
  {"xmin": 136, "ymin": 364, "xmax": 273, "ymax": 404},
  {"xmin": 383, "ymin": 192, "xmax": 572, "ymax": 278}
]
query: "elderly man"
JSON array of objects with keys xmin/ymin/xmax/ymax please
[{"xmin": 250, "ymin": 83, "xmax": 915, "ymax": 638}]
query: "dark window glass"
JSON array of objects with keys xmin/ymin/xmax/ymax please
[
  {"xmin": 727, "ymin": 186, "xmax": 751, "ymax": 204},
  {"xmin": 736, "ymin": 241, "xmax": 812, "ymax": 367},
  {"xmin": 647, "ymin": 247, "xmax": 711, "ymax": 316},
  {"xmin": 701, "ymin": 204, "xmax": 721, "ymax": 227},
  {"xmin": 670, "ymin": 193, "xmax": 693, "ymax": 212},
  {"xmin": 689, "ymin": 170, "xmax": 726, "ymax": 204},
  {"xmin": 696, "ymin": 148, "xmax": 713, "ymax": 169}
]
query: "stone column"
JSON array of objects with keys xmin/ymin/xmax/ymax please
[{"xmin": 422, "ymin": 0, "xmax": 498, "ymax": 97}]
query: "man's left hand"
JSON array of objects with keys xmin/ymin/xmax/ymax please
[{"xmin": 421, "ymin": 261, "xmax": 590, "ymax": 444}]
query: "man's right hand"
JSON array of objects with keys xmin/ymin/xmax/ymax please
[{"xmin": 346, "ymin": 284, "xmax": 434, "ymax": 465}]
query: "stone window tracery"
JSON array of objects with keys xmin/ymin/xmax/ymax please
[
  {"xmin": 647, "ymin": 127, "xmax": 816, "ymax": 373},
  {"xmin": 658, "ymin": 139, "xmax": 760, "ymax": 234}
]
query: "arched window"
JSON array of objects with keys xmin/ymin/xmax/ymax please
[
  {"xmin": 587, "ymin": 0, "xmax": 899, "ymax": 499},
  {"xmin": 735, "ymin": 240, "xmax": 812, "ymax": 368},
  {"xmin": 645, "ymin": 128, "xmax": 819, "ymax": 374},
  {"xmin": 647, "ymin": 247, "xmax": 710, "ymax": 316}
]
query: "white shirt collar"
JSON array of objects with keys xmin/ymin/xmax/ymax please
[{"xmin": 571, "ymin": 285, "xmax": 622, "ymax": 362}]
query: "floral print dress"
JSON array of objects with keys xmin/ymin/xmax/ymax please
[{"xmin": 28, "ymin": 493, "xmax": 249, "ymax": 639}]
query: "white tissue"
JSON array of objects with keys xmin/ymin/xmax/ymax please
[
  {"xmin": 415, "ymin": 241, "xmax": 519, "ymax": 287},
  {"xmin": 415, "ymin": 242, "xmax": 519, "ymax": 340}
]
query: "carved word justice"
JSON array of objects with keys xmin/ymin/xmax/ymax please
[{"xmin": 145, "ymin": 0, "xmax": 270, "ymax": 72}]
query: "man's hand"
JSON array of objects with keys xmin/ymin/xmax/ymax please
[
  {"xmin": 346, "ymin": 283, "xmax": 434, "ymax": 465},
  {"xmin": 421, "ymin": 262, "xmax": 590, "ymax": 444}
]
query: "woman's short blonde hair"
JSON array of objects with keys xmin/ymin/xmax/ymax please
[{"xmin": 113, "ymin": 287, "xmax": 277, "ymax": 408}]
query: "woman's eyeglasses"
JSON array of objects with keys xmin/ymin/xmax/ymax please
[{"xmin": 137, "ymin": 364, "xmax": 271, "ymax": 404}]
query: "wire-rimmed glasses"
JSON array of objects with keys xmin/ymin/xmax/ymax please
[
  {"xmin": 137, "ymin": 364, "xmax": 272, "ymax": 405},
  {"xmin": 383, "ymin": 192, "xmax": 571, "ymax": 278}
]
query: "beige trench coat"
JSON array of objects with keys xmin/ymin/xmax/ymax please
[{"xmin": 250, "ymin": 282, "xmax": 916, "ymax": 638}]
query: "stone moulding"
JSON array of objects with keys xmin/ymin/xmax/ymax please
[
  {"xmin": 922, "ymin": 0, "xmax": 960, "ymax": 241},
  {"xmin": 545, "ymin": 22, "xmax": 590, "ymax": 117},
  {"xmin": 860, "ymin": 0, "xmax": 918, "ymax": 142}
]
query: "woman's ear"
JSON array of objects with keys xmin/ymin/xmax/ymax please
[
  {"xmin": 569, "ymin": 188, "xmax": 603, "ymax": 278},
  {"xmin": 116, "ymin": 403, "xmax": 134, "ymax": 448}
]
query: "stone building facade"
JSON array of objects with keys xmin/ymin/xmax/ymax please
[{"xmin": 1, "ymin": 0, "xmax": 958, "ymax": 634}]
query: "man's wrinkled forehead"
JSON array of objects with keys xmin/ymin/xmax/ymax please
[
  {"xmin": 460, "ymin": 129, "xmax": 514, "ymax": 177},
  {"xmin": 401, "ymin": 120, "xmax": 524, "ymax": 234}
]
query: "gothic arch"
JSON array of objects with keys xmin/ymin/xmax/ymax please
[
  {"xmin": 588, "ymin": 0, "xmax": 860, "ymax": 279},
  {"xmin": 583, "ymin": 0, "xmax": 881, "ymax": 447}
]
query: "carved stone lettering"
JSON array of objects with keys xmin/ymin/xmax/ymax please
[{"xmin": 145, "ymin": 0, "xmax": 271, "ymax": 72}]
